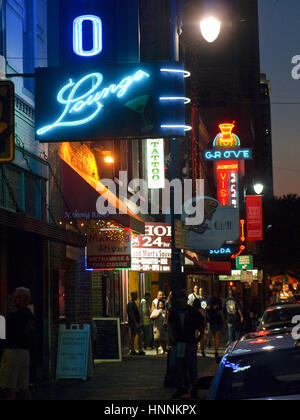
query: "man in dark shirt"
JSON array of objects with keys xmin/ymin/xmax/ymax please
[
  {"xmin": 223, "ymin": 289, "xmax": 243, "ymax": 343},
  {"xmin": 0, "ymin": 287, "xmax": 35, "ymax": 400},
  {"xmin": 127, "ymin": 291, "xmax": 145, "ymax": 355},
  {"xmin": 168, "ymin": 289, "xmax": 205, "ymax": 398}
]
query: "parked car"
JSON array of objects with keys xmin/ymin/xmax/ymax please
[
  {"xmin": 258, "ymin": 304, "xmax": 300, "ymax": 331},
  {"xmin": 197, "ymin": 331, "xmax": 300, "ymax": 400}
]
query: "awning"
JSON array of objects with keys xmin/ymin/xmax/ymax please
[
  {"xmin": 184, "ymin": 253, "xmax": 231, "ymax": 275},
  {"xmin": 60, "ymin": 153, "xmax": 145, "ymax": 235},
  {"xmin": 0, "ymin": 207, "xmax": 85, "ymax": 247}
]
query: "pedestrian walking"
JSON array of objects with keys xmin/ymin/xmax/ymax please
[
  {"xmin": 140, "ymin": 292, "xmax": 153, "ymax": 350},
  {"xmin": 187, "ymin": 284, "xmax": 201, "ymax": 306},
  {"xmin": 168, "ymin": 289, "xmax": 205, "ymax": 399},
  {"xmin": 150, "ymin": 300, "xmax": 168, "ymax": 355},
  {"xmin": 192, "ymin": 297, "xmax": 207, "ymax": 357},
  {"xmin": 223, "ymin": 289, "xmax": 243, "ymax": 343},
  {"xmin": 127, "ymin": 292, "xmax": 145, "ymax": 355},
  {"xmin": 206, "ymin": 290, "xmax": 224, "ymax": 364},
  {"xmin": 0, "ymin": 287, "xmax": 35, "ymax": 400}
]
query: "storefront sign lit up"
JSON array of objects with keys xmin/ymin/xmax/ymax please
[
  {"xmin": 37, "ymin": 3, "xmax": 188, "ymax": 142},
  {"xmin": 73, "ymin": 15, "xmax": 103, "ymax": 57},
  {"xmin": 213, "ymin": 123, "xmax": 240, "ymax": 147},
  {"xmin": 147, "ymin": 139, "xmax": 165, "ymax": 189},
  {"xmin": 131, "ymin": 223, "xmax": 172, "ymax": 272},
  {"xmin": 216, "ymin": 160, "xmax": 239, "ymax": 208},
  {"xmin": 35, "ymin": 63, "xmax": 186, "ymax": 141},
  {"xmin": 37, "ymin": 70, "xmax": 150, "ymax": 136},
  {"xmin": 203, "ymin": 148, "xmax": 252, "ymax": 161},
  {"xmin": 209, "ymin": 247, "xmax": 233, "ymax": 256},
  {"xmin": 86, "ymin": 227, "xmax": 131, "ymax": 270}
]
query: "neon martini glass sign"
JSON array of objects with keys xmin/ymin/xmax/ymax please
[{"xmin": 36, "ymin": 70, "xmax": 150, "ymax": 136}]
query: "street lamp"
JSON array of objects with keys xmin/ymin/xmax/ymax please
[
  {"xmin": 104, "ymin": 156, "xmax": 114, "ymax": 164},
  {"xmin": 200, "ymin": 17, "xmax": 221, "ymax": 43},
  {"xmin": 253, "ymin": 183, "xmax": 264, "ymax": 195},
  {"xmin": 169, "ymin": 1, "xmax": 222, "ymax": 293}
]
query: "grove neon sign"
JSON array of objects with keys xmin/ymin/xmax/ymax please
[
  {"xmin": 204, "ymin": 149, "xmax": 252, "ymax": 161},
  {"xmin": 36, "ymin": 70, "xmax": 150, "ymax": 136}
]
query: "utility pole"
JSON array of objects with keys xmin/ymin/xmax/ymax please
[{"xmin": 170, "ymin": 0, "xmax": 184, "ymax": 293}]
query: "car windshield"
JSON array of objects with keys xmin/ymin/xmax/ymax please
[
  {"xmin": 263, "ymin": 307, "xmax": 300, "ymax": 325},
  {"xmin": 216, "ymin": 348, "xmax": 300, "ymax": 400}
]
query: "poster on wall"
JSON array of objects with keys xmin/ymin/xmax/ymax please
[
  {"xmin": 131, "ymin": 223, "xmax": 172, "ymax": 272},
  {"xmin": 86, "ymin": 226, "xmax": 131, "ymax": 270},
  {"xmin": 186, "ymin": 197, "xmax": 240, "ymax": 250}
]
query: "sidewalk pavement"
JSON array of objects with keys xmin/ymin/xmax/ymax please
[{"xmin": 33, "ymin": 347, "xmax": 225, "ymax": 401}]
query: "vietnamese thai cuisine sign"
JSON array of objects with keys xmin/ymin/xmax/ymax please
[
  {"xmin": 131, "ymin": 223, "xmax": 172, "ymax": 272},
  {"xmin": 87, "ymin": 227, "xmax": 131, "ymax": 270}
]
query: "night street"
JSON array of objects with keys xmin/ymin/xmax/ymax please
[{"xmin": 1, "ymin": 0, "xmax": 300, "ymax": 405}]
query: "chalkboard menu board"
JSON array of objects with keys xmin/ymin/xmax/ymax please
[{"xmin": 92, "ymin": 318, "xmax": 122, "ymax": 362}]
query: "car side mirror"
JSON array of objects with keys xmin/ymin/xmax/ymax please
[{"xmin": 196, "ymin": 375, "xmax": 214, "ymax": 390}]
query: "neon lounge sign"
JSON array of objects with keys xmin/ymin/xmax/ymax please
[
  {"xmin": 37, "ymin": 14, "xmax": 150, "ymax": 136},
  {"xmin": 36, "ymin": 12, "xmax": 187, "ymax": 140},
  {"xmin": 37, "ymin": 70, "xmax": 150, "ymax": 136}
]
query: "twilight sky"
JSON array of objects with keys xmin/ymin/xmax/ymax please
[{"xmin": 258, "ymin": 0, "xmax": 300, "ymax": 197}]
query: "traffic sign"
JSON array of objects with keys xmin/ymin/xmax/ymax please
[
  {"xmin": 236, "ymin": 255, "xmax": 253, "ymax": 270},
  {"xmin": 0, "ymin": 81, "xmax": 14, "ymax": 162}
]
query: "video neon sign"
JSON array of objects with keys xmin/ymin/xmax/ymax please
[{"xmin": 36, "ymin": 70, "xmax": 150, "ymax": 136}]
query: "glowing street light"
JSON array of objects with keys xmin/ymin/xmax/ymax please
[
  {"xmin": 253, "ymin": 183, "xmax": 264, "ymax": 195},
  {"xmin": 200, "ymin": 17, "xmax": 221, "ymax": 43},
  {"xmin": 104, "ymin": 155, "xmax": 114, "ymax": 164}
]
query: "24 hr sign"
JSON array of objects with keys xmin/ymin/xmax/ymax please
[{"xmin": 131, "ymin": 223, "xmax": 172, "ymax": 272}]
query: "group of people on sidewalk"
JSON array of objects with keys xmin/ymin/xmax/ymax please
[
  {"xmin": 127, "ymin": 290, "xmax": 171, "ymax": 355},
  {"xmin": 127, "ymin": 285, "xmax": 262, "ymax": 399}
]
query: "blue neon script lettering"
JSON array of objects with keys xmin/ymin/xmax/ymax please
[{"xmin": 37, "ymin": 70, "xmax": 150, "ymax": 135}]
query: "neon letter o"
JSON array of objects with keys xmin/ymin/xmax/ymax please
[{"xmin": 73, "ymin": 15, "xmax": 102, "ymax": 57}]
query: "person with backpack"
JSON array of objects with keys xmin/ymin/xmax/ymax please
[{"xmin": 223, "ymin": 289, "xmax": 244, "ymax": 344}]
